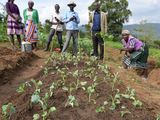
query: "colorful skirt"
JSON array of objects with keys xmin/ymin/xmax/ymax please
[
  {"xmin": 7, "ymin": 14, "xmax": 24, "ymax": 35},
  {"xmin": 123, "ymin": 43, "xmax": 149, "ymax": 69},
  {"xmin": 25, "ymin": 20, "xmax": 38, "ymax": 43}
]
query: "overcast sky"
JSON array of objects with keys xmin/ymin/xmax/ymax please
[{"xmin": 0, "ymin": 0, "xmax": 160, "ymax": 25}]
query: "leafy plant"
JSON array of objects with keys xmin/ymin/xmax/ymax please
[
  {"xmin": 121, "ymin": 87, "xmax": 143, "ymax": 108},
  {"xmin": 120, "ymin": 110, "xmax": 131, "ymax": 117},
  {"xmin": 2, "ymin": 103, "xmax": 16, "ymax": 120},
  {"xmin": 156, "ymin": 114, "xmax": 160, "ymax": 120},
  {"xmin": 65, "ymin": 95, "xmax": 79, "ymax": 107},
  {"xmin": 87, "ymin": 83, "xmax": 98, "ymax": 103},
  {"xmin": 111, "ymin": 72, "xmax": 119, "ymax": 91},
  {"xmin": 16, "ymin": 81, "xmax": 31, "ymax": 93},
  {"xmin": 96, "ymin": 101, "xmax": 108, "ymax": 113},
  {"xmin": 110, "ymin": 89, "xmax": 121, "ymax": 111}
]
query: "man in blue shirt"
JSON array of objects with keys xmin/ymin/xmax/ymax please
[
  {"xmin": 62, "ymin": 1, "xmax": 80, "ymax": 56},
  {"xmin": 89, "ymin": 2, "xmax": 107, "ymax": 60}
]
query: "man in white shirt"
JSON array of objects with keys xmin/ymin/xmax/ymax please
[{"xmin": 44, "ymin": 4, "xmax": 63, "ymax": 51}]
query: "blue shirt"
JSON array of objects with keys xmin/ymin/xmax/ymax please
[
  {"xmin": 92, "ymin": 11, "xmax": 101, "ymax": 31},
  {"xmin": 63, "ymin": 11, "xmax": 80, "ymax": 30}
]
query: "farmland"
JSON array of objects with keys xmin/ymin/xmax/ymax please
[{"xmin": 0, "ymin": 41, "xmax": 160, "ymax": 120}]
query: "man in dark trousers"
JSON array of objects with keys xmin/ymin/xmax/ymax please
[
  {"xmin": 89, "ymin": 2, "xmax": 107, "ymax": 60},
  {"xmin": 44, "ymin": 4, "xmax": 63, "ymax": 51},
  {"xmin": 61, "ymin": 1, "xmax": 80, "ymax": 56}
]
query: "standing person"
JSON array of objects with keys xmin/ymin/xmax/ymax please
[
  {"xmin": 89, "ymin": 2, "xmax": 107, "ymax": 60},
  {"xmin": 44, "ymin": 4, "xmax": 64, "ymax": 52},
  {"xmin": 61, "ymin": 1, "xmax": 80, "ymax": 56},
  {"xmin": 120, "ymin": 30, "xmax": 149, "ymax": 78},
  {"xmin": 23, "ymin": 0, "xmax": 39, "ymax": 50},
  {"xmin": 6, "ymin": 0, "xmax": 24, "ymax": 50}
]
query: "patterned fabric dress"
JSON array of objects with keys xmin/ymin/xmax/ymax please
[
  {"xmin": 122, "ymin": 36, "xmax": 149, "ymax": 69},
  {"xmin": 6, "ymin": 2, "xmax": 24, "ymax": 35},
  {"xmin": 23, "ymin": 9, "xmax": 39, "ymax": 43}
]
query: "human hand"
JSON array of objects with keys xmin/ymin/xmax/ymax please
[
  {"xmin": 55, "ymin": 17, "xmax": 60, "ymax": 23},
  {"xmin": 120, "ymin": 49, "xmax": 123, "ymax": 54},
  {"xmin": 69, "ymin": 16, "xmax": 76, "ymax": 21}
]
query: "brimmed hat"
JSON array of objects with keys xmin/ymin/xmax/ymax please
[
  {"xmin": 67, "ymin": 1, "xmax": 76, "ymax": 7},
  {"xmin": 122, "ymin": 30, "xmax": 130, "ymax": 35}
]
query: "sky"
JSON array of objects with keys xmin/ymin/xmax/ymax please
[{"xmin": 0, "ymin": 0, "xmax": 160, "ymax": 25}]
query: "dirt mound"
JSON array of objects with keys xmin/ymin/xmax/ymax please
[{"xmin": 0, "ymin": 47, "xmax": 38, "ymax": 85}]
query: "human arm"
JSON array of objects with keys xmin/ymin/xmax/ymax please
[
  {"xmin": 23, "ymin": 9, "xmax": 27, "ymax": 24},
  {"xmin": 120, "ymin": 48, "xmax": 134, "ymax": 54},
  {"xmin": 35, "ymin": 10, "xmax": 39, "ymax": 24}
]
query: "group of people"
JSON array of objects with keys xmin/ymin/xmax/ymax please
[
  {"xmin": 6, "ymin": 0, "xmax": 107, "ymax": 58},
  {"xmin": 6, "ymin": 0, "xmax": 149, "ymax": 78}
]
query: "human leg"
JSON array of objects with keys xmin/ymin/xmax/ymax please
[
  {"xmin": 97, "ymin": 34, "xmax": 104, "ymax": 60},
  {"xmin": 44, "ymin": 29, "xmax": 55, "ymax": 51},
  {"xmin": 72, "ymin": 31, "xmax": 78, "ymax": 56},
  {"xmin": 62, "ymin": 31, "xmax": 72, "ymax": 53},
  {"xmin": 17, "ymin": 35, "xmax": 21, "ymax": 48},
  {"xmin": 57, "ymin": 31, "xmax": 63, "ymax": 51},
  {"xmin": 92, "ymin": 32, "xmax": 98, "ymax": 57}
]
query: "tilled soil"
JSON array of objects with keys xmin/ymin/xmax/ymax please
[{"xmin": 0, "ymin": 46, "xmax": 159, "ymax": 120}]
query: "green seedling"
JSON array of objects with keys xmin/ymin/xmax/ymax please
[
  {"xmin": 156, "ymin": 114, "xmax": 160, "ymax": 120},
  {"xmin": 65, "ymin": 95, "xmax": 79, "ymax": 108},
  {"xmin": 62, "ymin": 83, "xmax": 75, "ymax": 95},
  {"xmin": 96, "ymin": 101, "xmax": 108, "ymax": 113},
  {"xmin": 120, "ymin": 110, "xmax": 131, "ymax": 117},
  {"xmin": 110, "ymin": 89, "xmax": 121, "ymax": 111},
  {"xmin": 80, "ymin": 81, "xmax": 87, "ymax": 90},
  {"xmin": 121, "ymin": 87, "xmax": 143, "ymax": 107},
  {"xmin": 87, "ymin": 83, "xmax": 98, "ymax": 103},
  {"xmin": 111, "ymin": 72, "xmax": 119, "ymax": 91},
  {"xmin": 43, "ymin": 67, "xmax": 49, "ymax": 76},
  {"xmin": 2, "ymin": 103, "xmax": 16, "ymax": 120},
  {"xmin": 71, "ymin": 70, "xmax": 83, "ymax": 90},
  {"xmin": 132, "ymin": 99, "xmax": 142, "ymax": 107},
  {"xmin": 31, "ymin": 79, "xmax": 43, "ymax": 95},
  {"xmin": 57, "ymin": 69, "xmax": 67, "ymax": 85},
  {"xmin": 121, "ymin": 87, "xmax": 136, "ymax": 100},
  {"xmin": 49, "ymin": 82, "xmax": 57, "ymax": 97},
  {"xmin": 98, "ymin": 64, "xmax": 109, "ymax": 75},
  {"xmin": 16, "ymin": 81, "xmax": 31, "ymax": 93},
  {"xmin": 33, "ymin": 114, "xmax": 40, "ymax": 120}
]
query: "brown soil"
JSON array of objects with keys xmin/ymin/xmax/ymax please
[
  {"xmin": 0, "ymin": 45, "xmax": 159, "ymax": 120},
  {"xmin": 2, "ymin": 57, "xmax": 155, "ymax": 120},
  {"xmin": 0, "ymin": 47, "xmax": 38, "ymax": 85},
  {"xmin": 0, "ymin": 47, "xmax": 50, "ymax": 116},
  {"xmin": 106, "ymin": 48, "xmax": 160, "ymax": 115}
]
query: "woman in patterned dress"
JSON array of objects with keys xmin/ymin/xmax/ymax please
[
  {"xmin": 6, "ymin": 0, "xmax": 24, "ymax": 50},
  {"xmin": 23, "ymin": 0, "xmax": 39, "ymax": 50}
]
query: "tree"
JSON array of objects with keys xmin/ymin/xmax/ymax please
[
  {"xmin": 88, "ymin": 0, "xmax": 132, "ymax": 39},
  {"xmin": 0, "ymin": 2, "xmax": 7, "ymax": 41}
]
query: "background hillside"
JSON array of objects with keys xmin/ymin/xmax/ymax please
[{"xmin": 123, "ymin": 23, "xmax": 160, "ymax": 39}]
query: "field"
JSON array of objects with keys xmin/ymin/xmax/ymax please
[{"xmin": 0, "ymin": 41, "xmax": 160, "ymax": 120}]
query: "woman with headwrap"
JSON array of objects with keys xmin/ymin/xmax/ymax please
[
  {"xmin": 23, "ymin": 0, "xmax": 39, "ymax": 50},
  {"xmin": 120, "ymin": 30, "xmax": 149, "ymax": 78}
]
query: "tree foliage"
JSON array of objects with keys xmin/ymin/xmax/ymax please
[
  {"xmin": 88, "ymin": 0, "xmax": 132, "ymax": 39},
  {"xmin": 0, "ymin": 2, "xmax": 7, "ymax": 41}
]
